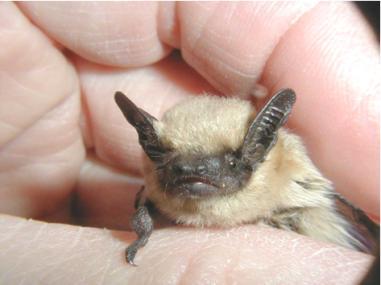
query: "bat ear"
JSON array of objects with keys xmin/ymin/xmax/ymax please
[
  {"xmin": 114, "ymin": 91, "xmax": 167, "ymax": 163},
  {"xmin": 240, "ymin": 88, "xmax": 296, "ymax": 166}
]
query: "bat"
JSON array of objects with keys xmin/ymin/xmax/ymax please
[{"xmin": 114, "ymin": 89, "xmax": 379, "ymax": 269}]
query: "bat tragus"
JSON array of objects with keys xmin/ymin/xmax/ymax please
[{"xmin": 114, "ymin": 89, "xmax": 379, "ymax": 267}]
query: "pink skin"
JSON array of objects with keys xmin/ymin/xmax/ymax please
[{"xmin": 0, "ymin": 2, "xmax": 378, "ymax": 284}]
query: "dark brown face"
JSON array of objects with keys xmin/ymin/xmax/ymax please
[
  {"xmin": 115, "ymin": 89, "xmax": 296, "ymax": 200},
  {"xmin": 155, "ymin": 151, "xmax": 253, "ymax": 199}
]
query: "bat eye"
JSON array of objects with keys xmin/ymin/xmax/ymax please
[
  {"xmin": 228, "ymin": 160, "xmax": 236, "ymax": 168},
  {"xmin": 225, "ymin": 153, "xmax": 238, "ymax": 169}
]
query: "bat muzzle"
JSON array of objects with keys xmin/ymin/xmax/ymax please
[{"xmin": 173, "ymin": 176, "xmax": 220, "ymax": 198}]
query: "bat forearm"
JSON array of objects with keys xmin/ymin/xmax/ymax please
[{"xmin": 126, "ymin": 204, "xmax": 154, "ymax": 266}]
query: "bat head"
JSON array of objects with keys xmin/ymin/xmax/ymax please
[{"xmin": 115, "ymin": 89, "xmax": 296, "ymax": 199}]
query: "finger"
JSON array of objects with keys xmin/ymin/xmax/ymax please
[
  {"xmin": 176, "ymin": 2, "xmax": 318, "ymax": 95},
  {"xmin": 260, "ymin": 2, "xmax": 380, "ymax": 216},
  {"xmin": 0, "ymin": 3, "xmax": 83, "ymax": 217},
  {"xmin": 72, "ymin": 155, "xmax": 173, "ymax": 229},
  {"xmin": 0, "ymin": 94, "xmax": 84, "ymax": 218},
  {"xmin": 18, "ymin": 2, "xmax": 172, "ymax": 67},
  {"xmin": 77, "ymin": 52, "xmax": 215, "ymax": 175},
  {"xmin": 0, "ymin": 2, "xmax": 77, "ymax": 146},
  {"xmin": 0, "ymin": 215, "xmax": 373, "ymax": 284},
  {"xmin": 73, "ymin": 155, "xmax": 142, "ymax": 230}
]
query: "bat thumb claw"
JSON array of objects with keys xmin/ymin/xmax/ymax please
[{"xmin": 128, "ymin": 260, "xmax": 138, "ymax": 267}]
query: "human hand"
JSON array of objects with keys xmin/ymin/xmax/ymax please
[{"xmin": 0, "ymin": 2, "xmax": 378, "ymax": 284}]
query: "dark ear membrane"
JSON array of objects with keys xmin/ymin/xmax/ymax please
[
  {"xmin": 114, "ymin": 91, "xmax": 166, "ymax": 163},
  {"xmin": 241, "ymin": 88, "xmax": 296, "ymax": 166}
]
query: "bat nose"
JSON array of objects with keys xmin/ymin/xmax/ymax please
[
  {"xmin": 196, "ymin": 165, "xmax": 207, "ymax": 175},
  {"xmin": 172, "ymin": 161, "xmax": 209, "ymax": 176},
  {"xmin": 173, "ymin": 162, "xmax": 193, "ymax": 175}
]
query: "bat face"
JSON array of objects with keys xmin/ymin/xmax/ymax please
[
  {"xmin": 155, "ymin": 151, "xmax": 253, "ymax": 199},
  {"xmin": 115, "ymin": 90, "xmax": 296, "ymax": 200}
]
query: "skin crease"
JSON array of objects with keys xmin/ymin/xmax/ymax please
[{"xmin": 0, "ymin": 1, "xmax": 378, "ymax": 284}]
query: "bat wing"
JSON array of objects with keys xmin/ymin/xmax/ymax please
[{"xmin": 335, "ymin": 193, "xmax": 379, "ymax": 254}]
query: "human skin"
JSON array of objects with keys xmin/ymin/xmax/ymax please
[{"xmin": 0, "ymin": 2, "xmax": 379, "ymax": 284}]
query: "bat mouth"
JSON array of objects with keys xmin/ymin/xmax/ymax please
[{"xmin": 173, "ymin": 176, "xmax": 220, "ymax": 198}]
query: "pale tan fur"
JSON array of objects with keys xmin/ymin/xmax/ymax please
[
  {"xmin": 155, "ymin": 96, "xmax": 254, "ymax": 155},
  {"xmin": 143, "ymin": 95, "xmax": 358, "ymax": 250}
]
